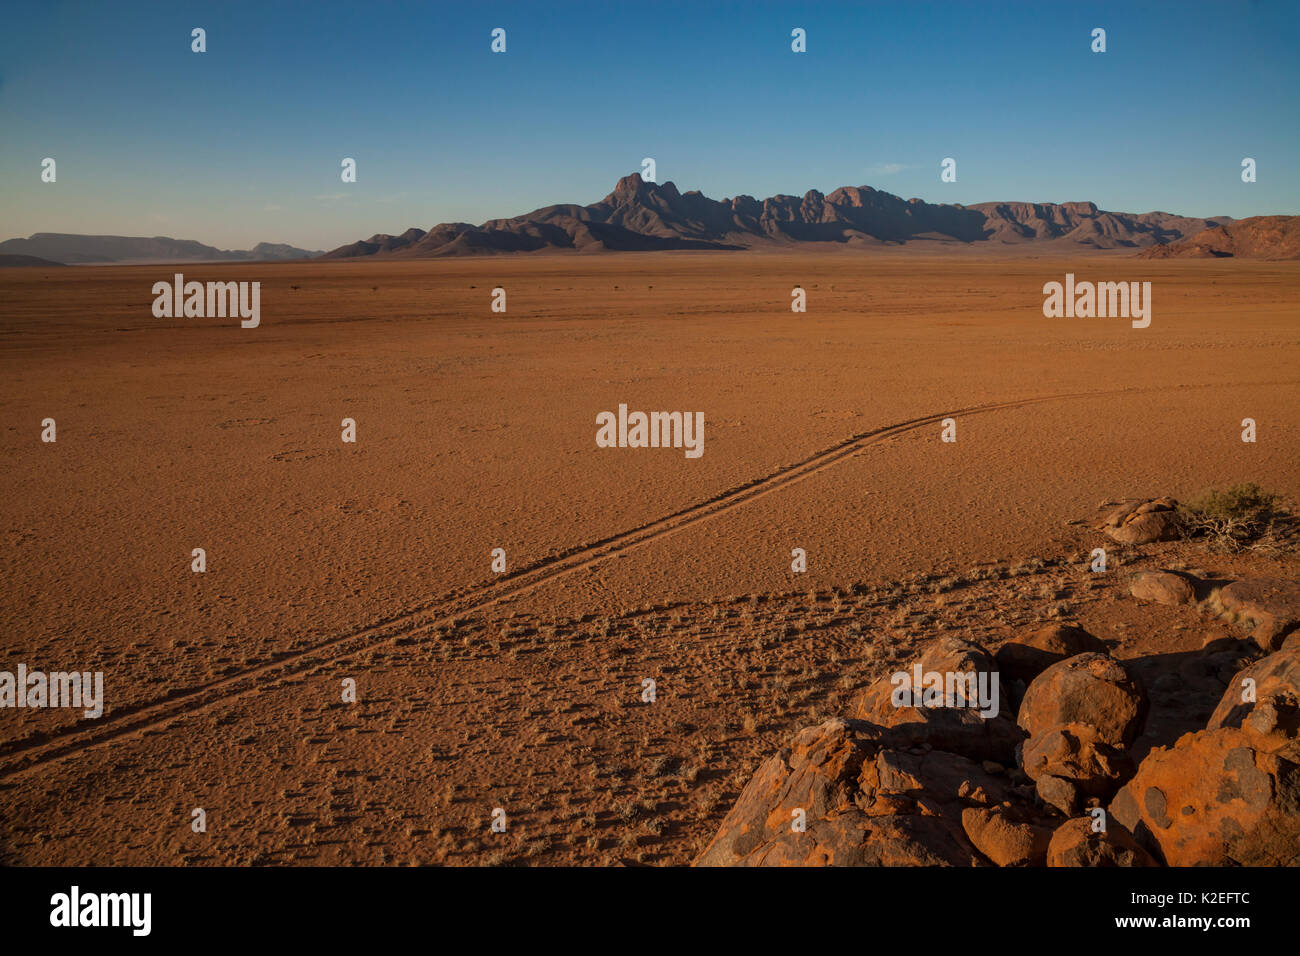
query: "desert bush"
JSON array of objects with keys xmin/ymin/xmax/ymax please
[{"xmin": 1178, "ymin": 483, "xmax": 1292, "ymax": 553}]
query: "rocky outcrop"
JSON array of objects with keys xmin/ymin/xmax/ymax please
[
  {"xmin": 1018, "ymin": 653, "xmax": 1148, "ymax": 748},
  {"xmin": 961, "ymin": 807, "xmax": 1053, "ymax": 866},
  {"xmin": 1046, "ymin": 817, "xmax": 1158, "ymax": 867},
  {"xmin": 1109, "ymin": 724, "xmax": 1300, "ymax": 866},
  {"xmin": 1100, "ymin": 498, "xmax": 1183, "ymax": 545},
  {"xmin": 696, "ymin": 503, "xmax": 1299, "ymax": 867},
  {"xmin": 1138, "ymin": 215, "xmax": 1300, "ymax": 260},
  {"xmin": 694, "ymin": 717, "xmax": 1045, "ymax": 866},
  {"xmin": 849, "ymin": 637, "xmax": 1021, "ymax": 763},
  {"xmin": 1208, "ymin": 647, "xmax": 1300, "ymax": 738},
  {"xmin": 1216, "ymin": 578, "xmax": 1300, "ymax": 651},
  {"xmin": 1021, "ymin": 722, "xmax": 1135, "ymax": 807}
]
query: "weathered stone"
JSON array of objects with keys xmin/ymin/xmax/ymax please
[
  {"xmin": 1020, "ymin": 721, "xmax": 1134, "ymax": 797},
  {"xmin": 1109, "ymin": 726, "xmax": 1300, "ymax": 866},
  {"xmin": 694, "ymin": 717, "xmax": 1029, "ymax": 867},
  {"xmin": 1018, "ymin": 653, "xmax": 1147, "ymax": 748},
  {"xmin": 1208, "ymin": 647, "xmax": 1300, "ymax": 743},
  {"xmin": 961, "ymin": 806, "xmax": 1053, "ymax": 866},
  {"xmin": 862, "ymin": 747, "xmax": 1014, "ymax": 812},
  {"xmin": 693, "ymin": 718, "xmax": 870, "ymax": 866},
  {"xmin": 849, "ymin": 637, "xmax": 1021, "ymax": 763},
  {"xmin": 1217, "ymin": 578, "xmax": 1300, "ymax": 651},
  {"xmin": 994, "ymin": 623, "xmax": 1107, "ymax": 688},
  {"xmin": 1036, "ymin": 774, "xmax": 1083, "ymax": 816},
  {"xmin": 1100, "ymin": 498, "xmax": 1182, "ymax": 545},
  {"xmin": 1130, "ymin": 571, "xmax": 1197, "ymax": 606},
  {"xmin": 1046, "ymin": 817, "xmax": 1158, "ymax": 867},
  {"xmin": 732, "ymin": 812, "xmax": 980, "ymax": 866}
]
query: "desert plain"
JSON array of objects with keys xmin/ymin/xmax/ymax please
[{"xmin": 0, "ymin": 252, "xmax": 1296, "ymax": 865}]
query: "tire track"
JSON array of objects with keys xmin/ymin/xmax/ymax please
[{"xmin": 0, "ymin": 382, "xmax": 1272, "ymax": 780}]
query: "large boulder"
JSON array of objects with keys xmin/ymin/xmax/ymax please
[
  {"xmin": 1046, "ymin": 817, "xmax": 1158, "ymax": 867},
  {"xmin": 849, "ymin": 637, "xmax": 1021, "ymax": 763},
  {"xmin": 1129, "ymin": 571, "xmax": 1197, "ymax": 606},
  {"xmin": 1217, "ymin": 578, "xmax": 1300, "ymax": 651},
  {"xmin": 1208, "ymin": 647, "xmax": 1300, "ymax": 741},
  {"xmin": 694, "ymin": 717, "xmax": 1040, "ymax": 867},
  {"xmin": 1100, "ymin": 498, "xmax": 1182, "ymax": 545},
  {"xmin": 1035, "ymin": 774, "xmax": 1085, "ymax": 817},
  {"xmin": 994, "ymin": 623, "xmax": 1107, "ymax": 688},
  {"xmin": 961, "ymin": 807, "xmax": 1053, "ymax": 867},
  {"xmin": 1018, "ymin": 653, "xmax": 1148, "ymax": 748},
  {"xmin": 729, "ymin": 812, "xmax": 978, "ymax": 867},
  {"xmin": 1109, "ymin": 726, "xmax": 1300, "ymax": 866},
  {"xmin": 1020, "ymin": 722, "xmax": 1135, "ymax": 799}
]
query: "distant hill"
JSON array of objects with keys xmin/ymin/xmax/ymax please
[
  {"xmin": 0, "ymin": 233, "xmax": 322, "ymax": 265},
  {"xmin": 0, "ymin": 253, "xmax": 65, "ymax": 268},
  {"xmin": 1138, "ymin": 215, "xmax": 1300, "ymax": 260},
  {"xmin": 322, "ymin": 174, "xmax": 1235, "ymax": 258}
]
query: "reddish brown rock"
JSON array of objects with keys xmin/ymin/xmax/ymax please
[
  {"xmin": 1018, "ymin": 653, "xmax": 1147, "ymax": 748},
  {"xmin": 1036, "ymin": 774, "xmax": 1083, "ymax": 816},
  {"xmin": 1217, "ymin": 578, "xmax": 1300, "ymax": 651},
  {"xmin": 1020, "ymin": 722, "xmax": 1134, "ymax": 797},
  {"xmin": 693, "ymin": 718, "xmax": 869, "ymax": 866},
  {"xmin": 994, "ymin": 623, "xmax": 1107, "ymax": 687},
  {"xmin": 1109, "ymin": 726, "xmax": 1300, "ymax": 866},
  {"xmin": 1130, "ymin": 571, "xmax": 1196, "ymax": 606},
  {"xmin": 1046, "ymin": 817, "xmax": 1158, "ymax": 867},
  {"xmin": 693, "ymin": 717, "xmax": 1040, "ymax": 867},
  {"xmin": 862, "ymin": 747, "xmax": 1014, "ymax": 811},
  {"xmin": 849, "ymin": 637, "xmax": 1021, "ymax": 763},
  {"xmin": 1100, "ymin": 498, "xmax": 1182, "ymax": 545},
  {"xmin": 961, "ymin": 807, "xmax": 1053, "ymax": 866},
  {"xmin": 732, "ymin": 812, "xmax": 981, "ymax": 867},
  {"xmin": 1208, "ymin": 647, "xmax": 1300, "ymax": 741}
]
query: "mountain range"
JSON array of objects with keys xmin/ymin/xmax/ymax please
[
  {"xmin": 1138, "ymin": 215, "xmax": 1300, "ymax": 260},
  {"xmin": 0, "ymin": 233, "xmax": 322, "ymax": 265},
  {"xmin": 322, "ymin": 174, "xmax": 1236, "ymax": 259},
  {"xmin": 10, "ymin": 181, "xmax": 1294, "ymax": 265}
]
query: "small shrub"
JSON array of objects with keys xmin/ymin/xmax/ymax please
[{"xmin": 1179, "ymin": 483, "xmax": 1290, "ymax": 552}]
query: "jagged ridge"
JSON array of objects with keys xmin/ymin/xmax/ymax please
[{"xmin": 322, "ymin": 174, "xmax": 1235, "ymax": 258}]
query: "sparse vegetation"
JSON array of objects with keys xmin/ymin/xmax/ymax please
[{"xmin": 1178, "ymin": 483, "xmax": 1294, "ymax": 553}]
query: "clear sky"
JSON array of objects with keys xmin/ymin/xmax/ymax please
[{"xmin": 1, "ymin": 0, "xmax": 1296, "ymax": 250}]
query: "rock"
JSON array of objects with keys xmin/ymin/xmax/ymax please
[
  {"xmin": 1100, "ymin": 498, "xmax": 1182, "ymax": 545},
  {"xmin": 693, "ymin": 718, "xmax": 867, "ymax": 866},
  {"xmin": 1046, "ymin": 817, "xmax": 1158, "ymax": 867},
  {"xmin": 849, "ymin": 637, "xmax": 1021, "ymax": 763},
  {"xmin": 1018, "ymin": 653, "xmax": 1148, "ymax": 748},
  {"xmin": 694, "ymin": 717, "xmax": 1045, "ymax": 867},
  {"xmin": 1020, "ymin": 722, "xmax": 1135, "ymax": 797},
  {"xmin": 734, "ymin": 812, "xmax": 979, "ymax": 867},
  {"xmin": 1217, "ymin": 578, "xmax": 1300, "ymax": 651},
  {"xmin": 961, "ymin": 807, "xmax": 1053, "ymax": 866},
  {"xmin": 1036, "ymin": 774, "xmax": 1083, "ymax": 816},
  {"xmin": 1208, "ymin": 647, "xmax": 1300, "ymax": 741},
  {"xmin": 863, "ymin": 747, "xmax": 1014, "ymax": 811},
  {"xmin": 1109, "ymin": 726, "xmax": 1300, "ymax": 866},
  {"xmin": 994, "ymin": 623, "xmax": 1107, "ymax": 687},
  {"xmin": 1130, "ymin": 571, "xmax": 1197, "ymax": 606}
]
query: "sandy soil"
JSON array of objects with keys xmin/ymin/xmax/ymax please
[{"xmin": 0, "ymin": 253, "xmax": 1296, "ymax": 864}]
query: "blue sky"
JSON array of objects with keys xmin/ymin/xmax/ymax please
[{"xmin": 1, "ymin": 0, "xmax": 1296, "ymax": 249}]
